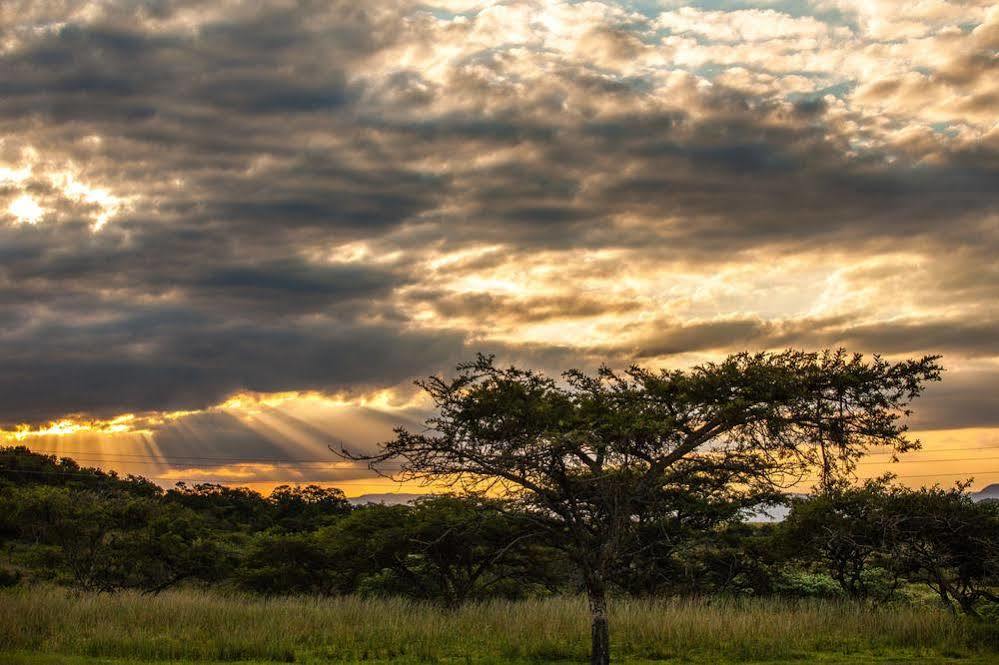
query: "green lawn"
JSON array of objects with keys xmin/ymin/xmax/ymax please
[{"xmin": 2, "ymin": 588, "xmax": 996, "ymax": 664}]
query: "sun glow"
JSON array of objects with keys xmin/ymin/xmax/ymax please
[
  {"xmin": 217, "ymin": 387, "xmax": 426, "ymax": 414},
  {"xmin": 49, "ymin": 169, "xmax": 130, "ymax": 230},
  {"xmin": 2, "ymin": 387, "xmax": 424, "ymax": 445},
  {"xmin": 2, "ymin": 410, "xmax": 200, "ymax": 442},
  {"xmin": 6, "ymin": 386, "xmax": 999, "ymax": 497},
  {"xmin": 3, "ymin": 387, "xmax": 433, "ymax": 496},
  {"xmin": 1, "ymin": 146, "xmax": 131, "ymax": 231},
  {"xmin": 8, "ymin": 194, "xmax": 45, "ymax": 225}
]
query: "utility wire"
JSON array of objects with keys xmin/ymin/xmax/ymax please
[
  {"xmin": 7, "ymin": 454, "xmax": 999, "ymax": 471},
  {"xmin": 13, "ymin": 445, "xmax": 999, "ymax": 465},
  {"xmin": 2, "ymin": 466, "xmax": 998, "ymax": 483}
]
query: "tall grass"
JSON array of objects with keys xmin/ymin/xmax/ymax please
[{"xmin": 1, "ymin": 587, "xmax": 994, "ymax": 662}]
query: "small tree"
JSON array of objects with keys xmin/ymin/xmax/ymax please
[
  {"xmin": 341, "ymin": 350, "xmax": 940, "ymax": 664},
  {"xmin": 780, "ymin": 477, "xmax": 902, "ymax": 600},
  {"xmin": 784, "ymin": 479, "xmax": 999, "ymax": 616},
  {"xmin": 609, "ymin": 464, "xmax": 779, "ymax": 596},
  {"xmin": 889, "ymin": 484, "xmax": 999, "ymax": 618},
  {"xmin": 323, "ymin": 496, "xmax": 558, "ymax": 604}
]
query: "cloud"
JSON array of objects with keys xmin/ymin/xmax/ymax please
[
  {"xmin": 627, "ymin": 316, "xmax": 999, "ymax": 360},
  {"xmin": 0, "ymin": 0, "xmax": 995, "ymax": 437},
  {"xmin": 655, "ymin": 7, "xmax": 843, "ymax": 42},
  {"xmin": 0, "ymin": 303, "xmax": 468, "ymax": 425}
]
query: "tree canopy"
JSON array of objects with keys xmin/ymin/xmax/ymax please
[{"xmin": 343, "ymin": 350, "xmax": 942, "ymax": 665}]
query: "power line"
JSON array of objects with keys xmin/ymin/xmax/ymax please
[
  {"xmin": 10, "ymin": 453, "xmax": 999, "ymax": 470},
  {"xmin": 834, "ymin": 455, "xmax": 999, "ymax": 466},
  {"xmin": 0, "ymin": 467, "xmax": 377, "ymax": 481},
  {"xmin": 2, "ymin": 466, "xmax": 998, "ymax": 483},
  {"xmin": 13, "ymin": 453, "xmax": 369, "ymax": 465},
  {"xmin": 8, "ymin": 448, "xmax": 351, "ymax": 464},
  {"xmin": 13, "ymin": 445, "xmax": 999, "ymax": 466},
  {"xmin": 7, "ymin": 446, "xmax": 999, "ymax": 485},
  {"xmin": 19, "ymin": 456, "xmax": 375, "ymax": 468},
  {"xmin": 5, "ymin": 456, "xmax": 402, "ymax": 471}
]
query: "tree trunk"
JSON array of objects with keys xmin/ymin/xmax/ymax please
[
  {"xmin": 956, "ymin": 594, "xmax": 981, "ymax": 620},
  {"xmin": 586, "ymin": 579, "xmax": 611, "ymax": 665}
]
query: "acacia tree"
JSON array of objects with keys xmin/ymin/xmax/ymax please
[{"xmin": 340, "ymin": 350, "xmax": 940, "ymax": 665}]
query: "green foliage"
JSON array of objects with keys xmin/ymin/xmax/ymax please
[
  {"xmin": 773, "ymin": 570, "xmax": 845, "ymax": 599},
  {"xmin": 0, "ymin": 445, "xmax": 160, "ymax": 496},
  {"xmin": 0, "ymin": 483, "xmax": 228, "ymax": 593},
  {"xmin": 888, "ymin": 484, "xmax": 999, "ymax": 618},
  {"xmin": 319, "ymin": 495, "xmax": 565, "ymax": 604},
  {"xmin": 164, "ymin": 482, "xmax": 273, "ymax": 532},
  {"xmin": 665, "ymin": 522, "xmax": 783, "ymax": 597},
  {"xmin": 610, "ymin": 483, "xmax": 779, "ymax": 596},
  {"xmin": 779, "ymin": 478, "xmax": 903, "ymax": 600},
  {"xmin": 237, "ymin": 530, "xmax": 341, "ymax": 596},
  {"xmin": 269, "ymin": 484, "xmax": 352, "ymax": 532},
  {"xmin": 782, "ymin": 480, "xmax": 999, "ymax": 617}
]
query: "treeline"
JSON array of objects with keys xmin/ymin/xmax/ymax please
[{"xmin": 1, "ymin": 446, "xmax": 996, "ymax": 618}]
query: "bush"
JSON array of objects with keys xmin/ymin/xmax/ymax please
[{"xmin": 774, "ymin": 571, "xmax": 845, "ymax": 599}]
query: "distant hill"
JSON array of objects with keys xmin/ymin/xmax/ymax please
[
  {"xmin": 348, "ymin": 492, "xmax": 423, "ymax": 506},
  {"xmin": 972, "ymin": 484, "xmax": 999, "ymax": 502}
]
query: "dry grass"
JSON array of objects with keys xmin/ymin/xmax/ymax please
[{"xmin": 1, "ymin": 587, "xmax": 995, "ymax": 663}]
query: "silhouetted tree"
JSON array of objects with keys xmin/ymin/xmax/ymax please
[
  {"xmin": 0, "ymin": 445, "xmax": 160, "ymax": 496},
  {"xmin": 269, "ymin": 484, "xmax": 352, "ymax": 531},
  {"xmin": 340, "ymin": 350, "xmax": 941, "ymax": 665},
  {"xmin": 165, "ymin": 482, "xmax": 272, "ymax": 531}
]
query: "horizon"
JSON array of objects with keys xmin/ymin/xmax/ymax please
[{"xmin": 2, "ymin": 0, "xmax": 997, "ymax": 495}]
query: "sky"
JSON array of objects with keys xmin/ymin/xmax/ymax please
[{"xmin": 1, "ymin": 0, "xmax": 997, "ymax": 496}]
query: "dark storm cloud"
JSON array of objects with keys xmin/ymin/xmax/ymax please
[
  {"xmin": 366, "ymin": 95, "xmax": 997, "ymax": 254},
  {"xmin": 623, "ymin": 315, "xmax": 999, "ymax": 430},
  {"xmin": 0, "ymin": 312, "xmax": 468, "ymax": 426},
  {"xmin": 631, "ymin": 316, "xmax": 999, "ymax": 360},
  {"xmin": 193, "ymin": 260, "xmax": 401, "ymax": 313},
  {"xmin": 633, "ymin": 319, "xmax": 773, "ymax": 357},
  {"xmin": 424, "ymin": 291, "xmax": 642, "ymax": 323},
  {"xmin": 910, "ymin": 370, "xmax": 999, "ymax": 430},
  {"xmin": 0, "ymin": 0, "xmax": 997, "ymax": 430}
]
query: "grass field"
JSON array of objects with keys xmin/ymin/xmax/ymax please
[{"xmin": 1, "ymin": 588, "xmax": 996, "ymax": 664}]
